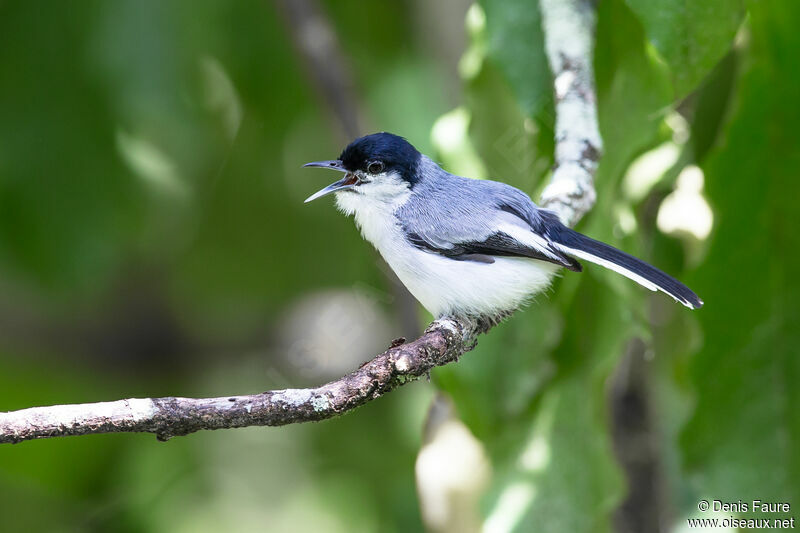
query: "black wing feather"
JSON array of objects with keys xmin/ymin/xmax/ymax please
[{"xmin": 405, "ymin": 231, "xmax": 583, "ymax": 271}]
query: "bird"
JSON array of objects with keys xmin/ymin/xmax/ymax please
[{"xmin": 303, "ymin": 132, "xmax": 702, "ymax": 325}]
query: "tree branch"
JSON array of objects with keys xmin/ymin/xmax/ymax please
[
  {"xmin": 0, "ymin": 319, "xmax": 478, "ymax": 444},
  {"xmin": 539, "ymin": 0, "xmax": 601, "ymax": 226},
  {"xmin": 0, "ymin": 0, "xmax": 602, "ymax": 444}
]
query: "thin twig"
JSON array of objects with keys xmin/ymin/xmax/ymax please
[
  {"xmin": 0, "ymin": 0, "xmax": 602, "ymax": 444},
  {"xmin": 273, "ymin": 0, "xmax": 364, "ymax": 140}
]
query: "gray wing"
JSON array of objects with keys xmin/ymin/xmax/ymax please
[{"xmin": 396, "ymin": 174, "xmax": 582, "ymax": 271}]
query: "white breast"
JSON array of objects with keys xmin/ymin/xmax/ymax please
[
  {"xmin": 334, "ymin": 181, "xmax": 558, "ymax": 319},
  {"xmin": 393, "ymin": 246, "xmax": 558, "ymax": 318}
]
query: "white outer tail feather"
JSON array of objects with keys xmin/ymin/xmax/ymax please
[{"xmin": 551, "ymin": 243, "xmax": 697, "ymax": 309}]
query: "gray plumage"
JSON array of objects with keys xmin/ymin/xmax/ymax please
[
  {"xmin": 304, "ymin": 132, "xmax": 703, "ymax": 320},
  {"xmin": 397, "ymin": 157, "xmax": 581, "ymax": 270}
]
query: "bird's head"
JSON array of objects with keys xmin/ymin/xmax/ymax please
[{"xmin": 303, "ymin": 132, "xmax": 422, "ymax": 203}]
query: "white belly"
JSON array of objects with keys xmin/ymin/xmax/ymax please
[
  {"xmin": 336, "ymin": 191, "xmax": 558, "ymax": 318},
  {"xmin": 387, "ymin": 245, "xmax": 558, "ymax": 318}
]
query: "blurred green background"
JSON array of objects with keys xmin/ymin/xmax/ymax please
[{"xmin": 0, "ymin": 0, "xmax": 797, "ymax": 532}]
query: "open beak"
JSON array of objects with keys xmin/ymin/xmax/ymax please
[{"xmin": 303, "ymin": 160, "xmax": 357, "ymax": 203}]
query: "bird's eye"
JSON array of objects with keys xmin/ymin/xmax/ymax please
[{"xmin": 367, "ymin": 161, "xmax": 384, "ymax": 174}]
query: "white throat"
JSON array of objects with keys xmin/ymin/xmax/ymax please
[
  {"xmin": 334, "ymin": 170, "xmax": 412, "ymax": 247},
  {"xmin": 333, "ymin": 170, "xmax": 556, "ymax": 318}
]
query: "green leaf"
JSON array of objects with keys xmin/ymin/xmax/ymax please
[
  {"xmin": 465, "ymin": 61, "xmax": 554, "ymax": 193},
  {"xmin": 625, "ymin": 0, "xmax": 745, "ymax": 98},
  {"xmin": 595, "ymin": 0, "xmax": 673, "ymax": 193},
  {"xmin": 687, "ymin": 51, "xmax": 739, "ymax": 165},
  {"xmin": 483, "ymin": 372, "xmax": 623, "ymax": 533},
  {"xmin": 479, "ymin": 0, "xmax": 553, "ymax": 119},
  {"xmin": 587, "ymin": 0, "xmax": 673, "ymax": 284},
  {"xmin": 681, "ymin": 0, "xmax": 800, "ymax": 516},
  {"xmin": 489, "ymin": 280, "xmax": 634, "ymax": 532},
  {"xmin": 436, "ymin": 2, "xmax": 680, "ymax": 531},
  {"xmin": 460, "ymin": 1, "xmax": 555, "ymax": 191}
]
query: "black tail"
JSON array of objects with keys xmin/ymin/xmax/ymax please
[{"xmin": 549, "ymin": 227, "xmax": 703, "ymax": 309}]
